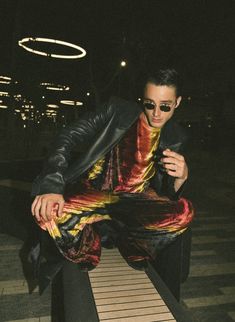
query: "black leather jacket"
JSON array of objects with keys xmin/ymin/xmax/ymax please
[{"xmin": 32, "ymin": 96, "xmax": 188, "ymax": 199}]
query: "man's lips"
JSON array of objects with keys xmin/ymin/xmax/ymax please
[{"xmin": 152, "ymin": 118, "xmax": 162, "ymax": 123}]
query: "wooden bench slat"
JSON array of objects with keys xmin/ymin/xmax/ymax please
[
  {"xmin": 91, "ymin": 266, "xmax": 134, "ymax": 272},
  {"xmin": 97, "ymin": 263, "xmax": 131, "ymax": 268},
  {"xmin": 91, "ymin": 277, "xmax": 151, "ymax": 287},
  {"xmin": 89, "ymin": 270, "xmax": 145, "ymax": 277},
  {"xmin": 92, "ymin": 283, "xmax": 155, "ymax": 294},
  {"xmin": 96, "ymin": 299, "xmax": 167, "ymax": 313},
  {"xmin": 89, "ymin": 273, "xmax": 147, "ymax": 283},
  {"xmin": 100, "ymin": 314, "xmax": 175, "ymax": 322},
  {"xmin": 98, "ymin": 307, "xmax": 174, "ymax": 320},
  {"xmin": 95, "ymin": 293, "xmax": 162, "ymax": 305},
  {"xmin": 93, "ymin": 288, "xmax": 157, "ymax": 299}
]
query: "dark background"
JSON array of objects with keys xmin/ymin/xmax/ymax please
[{"xmin": 0, "ymin": 0, "xmax": 234, "ymax": 160}]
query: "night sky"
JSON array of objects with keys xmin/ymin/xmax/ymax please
[{"xmin": 0, "ymin": 0, "xmax": 234, "ymax": 98}]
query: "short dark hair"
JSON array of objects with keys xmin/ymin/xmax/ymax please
[{"xmin": 145, "ymin": 68, "xmax": 182, "ymax": 97}]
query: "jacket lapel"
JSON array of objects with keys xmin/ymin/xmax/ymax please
[{"xmin": 64, "ymin": 98, "xmax": 142, "ymax": 183}]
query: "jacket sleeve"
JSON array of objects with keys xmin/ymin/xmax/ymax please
[
  {"xmin": 31, "ymin": 103, "xmax": 112, "ymax": 196},
  {"xmin": 162, "ymin": 138, "xmax": 189, "ymax": 200},
  {"xmin": 150, "ymin": 122, "xmax": 189, "ymax": 200},
  {"xmin": 162, "ymin": 170, "xmax": 188, "ymax": 200}
]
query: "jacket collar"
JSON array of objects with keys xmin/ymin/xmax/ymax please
[
  {"xmin": 109, "ymin": 96, "xmax": 142, "ymax": 130},
  {"xmin": 158, "ymin": 118, "xmax": 187, "ymax": 152}
]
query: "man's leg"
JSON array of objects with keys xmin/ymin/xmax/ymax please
[
  {"xmin": 36, "ymin": 190, "xmax": 116, "ymax": 267},
  {"xmin": 151, "ymin": 228, "xmax": 192, "ymax": 301}
]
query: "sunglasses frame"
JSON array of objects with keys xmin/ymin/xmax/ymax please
[{"xmin": 143, "ymin": 101, "xmax": 173, "ymax": 112}]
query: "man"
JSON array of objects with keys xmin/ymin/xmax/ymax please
[{"xmin": 31, "ymin": 68, "xmax": 193, "ymax": 297}]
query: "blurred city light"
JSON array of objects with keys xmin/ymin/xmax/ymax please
[
  {"xmin": 0, "ymin": 76, "xmax": 11, "ymax": 81},
  {"xmin": 60, "ymin": 100, "xmax": 83, "ymax": 106},
  {"xmin": 0, "ymin": 91, "xmax": 9, "ymax": 97},
  {"xmin": 40, "ymin": 82, "xmax": 70, "ymax": 91},
  {"xmin": 47, "ymin": 104, "xmax": 59, "ymax": 108},
  {"xmin": 0, "ymin": 80, "xmax": 11, "ymax": 84}
]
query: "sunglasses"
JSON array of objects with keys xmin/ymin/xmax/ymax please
[{"xmin": 143, "ymin": 102, "xmax": 172, "ymax": 112}]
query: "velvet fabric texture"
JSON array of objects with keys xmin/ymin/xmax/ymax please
[{"xmin": 35, "ymin": 114, "xmax": 194, "ymax": 269}]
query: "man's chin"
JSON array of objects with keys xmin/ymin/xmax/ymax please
[{"xmin": 150, "ymin": 120, "xmax": 163, "ymax": 128}]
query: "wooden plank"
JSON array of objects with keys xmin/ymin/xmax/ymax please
[
  {"xmin": 96, "ymin": 299, "xmax": 166, "ymax": 312},
  {"xmin": 93, "ymin": 288, "xmax": 158, "ymax": 299},
  {"xmin": 100, "ymin": 256, "xmax": 124, "ymax": 260},
  {"xmin": 92, "ymin": 283, "xmax": 155, "ymax": 294},
  {"xmin": 95, "ymin": 293, "xmax": 162, "ymax": 305},
  {"xmin": 98, "ymin": 307, "xmax": 174, "ymax": 320},
  {"xmin": 91, "ymin": 266, "xmax": 134, "ymax": 272},
  {"xmin": 89, "ymin": 273, "xmax": 147, "ymax": 283},
  {"xmin": 100, "ymin": 315, "xmax": 175, "ymax": 322},
  {"xmin": 89, "ymin": 270, "xmax": 145, "ymax": 277},
  {"xmin": 91, "ymin": 277, "xmax": 151, "ymax": 287},
  {"xmin": 96, "ymin": 262, "xmax": 131, "ymax": 268},
  {"xmin": 101, "ymin": 253, "xmax": 122, "ymax": 256},
  {"xmin": 99, "ymin": 259, "xmax": 126, "ymax": 264}
]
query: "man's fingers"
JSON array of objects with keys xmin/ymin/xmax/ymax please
[
  {"xmin": 164, "ymin": 163, "xmax": 179, "ymax": 171},
  {"xmin": 166, "ymin": 170, "xmax": 179, "ymax": 177},
  {"xmin": 40, "ymin": 197, "xmax": 48, "ymax": 222},
  {"xmin": 58, "ymin": 201, "xmax": 65, "ymax": 217},
  {"xmin": 163, "ymin": 149, "xmax": 185, "ymax": 161},
  {"xmin": 31, "ymin": 194, "xmax": 64, "ymax": 223},
  {"xmin": 34, "ymin": 198, "xmax": 42, "ymax": 222},
  {"xmin": 46, "ymin": 201, "xmax": 54, "ymax": 221},
  {"xmin": 162, "ymin": 157, "xmax": 183, "ymax": 166},
  {"xmin": 31, "ymin": 196, "xmax": 39, "ymax": 215}
]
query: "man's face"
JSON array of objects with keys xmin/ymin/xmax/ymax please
[{"xmin": 143, "ymin": 83, "xmax": 182, "ymax": 128}]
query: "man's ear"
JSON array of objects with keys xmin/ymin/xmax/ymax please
[{"xmin": 175, "ymin": 96, "xmax": 182, "ymax": 109}]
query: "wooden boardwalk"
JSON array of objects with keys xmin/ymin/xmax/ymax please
[{"xmin": 89, "ymin": 248, "xmax": 176, "ymax": 322}]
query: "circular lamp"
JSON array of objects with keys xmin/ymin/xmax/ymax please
[{"xmin": 18, "ymin": 37, "xmax": 86, "ymax": 59}]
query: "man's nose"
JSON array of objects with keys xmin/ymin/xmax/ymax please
[{"xmin": 153, "ymin": 106, "xmax": 161, "ymax": 117}]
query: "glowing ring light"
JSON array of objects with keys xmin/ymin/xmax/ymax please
[{"xmin": 18, "ymin": 37, "xmax": 86, "ymax": 59}]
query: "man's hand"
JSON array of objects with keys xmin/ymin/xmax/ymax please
[
  {"xmin": 31, "ymin": 193, "xmax": 65, "ymax": 223},
  {"xmin": 162, "ymin": 149, "xmax": 188, "ymax": 192}
]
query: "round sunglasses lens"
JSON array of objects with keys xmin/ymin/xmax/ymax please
[
  {"xmin": 143, "ymin": 102, "xmax": 155, "ymax": 110},
  {"xmin": 160, "ymin": 105, "xmax": 171, "ymax": 112}
]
